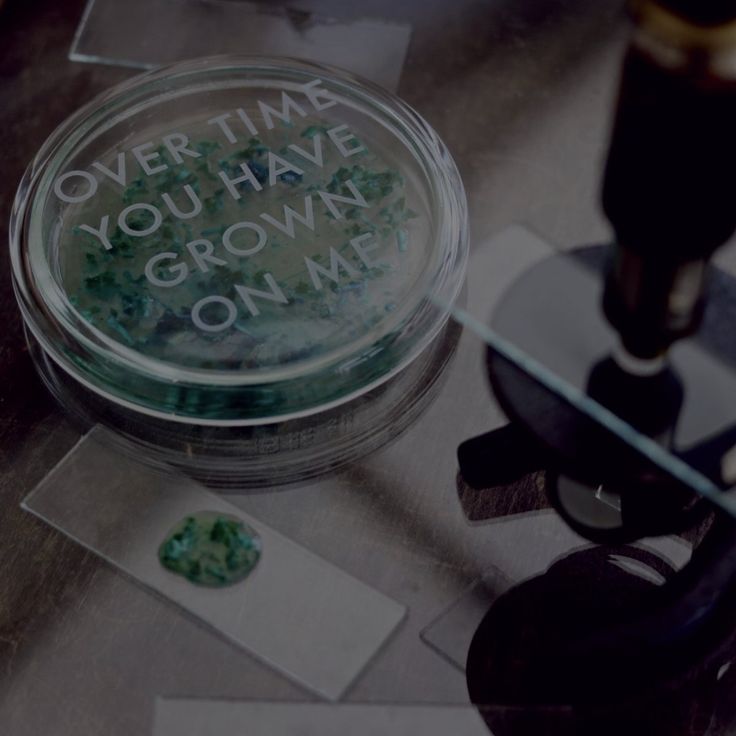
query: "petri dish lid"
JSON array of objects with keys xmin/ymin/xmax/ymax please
[{"xmin": 11, "ymin": 56, "xmax": 468, "ymax": 425}]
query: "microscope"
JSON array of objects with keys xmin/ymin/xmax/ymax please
[{"xmin": 458, "ymin": 1, "xmax": 736, "ymax": 732}]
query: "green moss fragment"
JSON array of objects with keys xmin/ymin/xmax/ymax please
[
  {"xmin": 204, "ymin": 189, "xmax": 225, "ymax": 216},
  {"xmin": 159, "ymin": 511, "xmax": 262, "ymax": 588},
  {"xmin": 194, "ymin": 140, "xmax": 221, "ymax": 157},
  {"xmin": 106, "ymin": 314, "xmax": 135, "ymax": 345},
  {"xmin": 396, "ymin": 229, "xmax": 408, "ymax": 252},
  {"xmin": 83, "ymin": 271, "xmax": 118, "ymax": 299},
  {"xmin": 326, "ymin": 165, "xmax": 402, "ymax": 205},
  {"xmin": 123, "ymin": 178, "xmax": 148, "ymax": 204},
  {"xmin": 301, "ymin": 124, "xmax": 330, "ymax": 139}
]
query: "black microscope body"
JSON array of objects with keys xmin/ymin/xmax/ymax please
[{"xmin": 460, "ymin": 2, "xmax": 736, "ymax": 732}]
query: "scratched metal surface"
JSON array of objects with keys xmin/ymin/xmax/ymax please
[{"xmin": 5, "ymin": 1, "xmax": 735, "ymax": 735}]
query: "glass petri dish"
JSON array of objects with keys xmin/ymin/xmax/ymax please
[
  {"xmin": 25, "ymin": 317, "xmax": 461, "ymax": 487},
  {"xmin": 11, "ymin": 56, "xmax": 468, "ymax": 431}
]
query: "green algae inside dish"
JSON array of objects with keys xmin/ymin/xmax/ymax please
[
  {"xmin": 59, "ymin": 114, "xmax": 427, "ymax": 375},
  {"xmin": 16, "ymin": 60, "xmax": 468, "ymax": 423},
  {"xmin": 159, "ymin": 511, "xmax": 262, "ymax": 587}
]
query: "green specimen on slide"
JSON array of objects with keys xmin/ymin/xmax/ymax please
[{"xmin": 158, "ymin": 511, "xmax": 262, "ymax": 587}]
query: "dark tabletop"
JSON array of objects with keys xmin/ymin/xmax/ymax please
[{"xmin": 4, "ymin": 1, "xmax": 735, "ymax": 734}]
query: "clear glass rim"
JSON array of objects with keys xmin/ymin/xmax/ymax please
[{"xmin": 11, "ymin": 55, "xmax": 468, "ymax": 415}]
